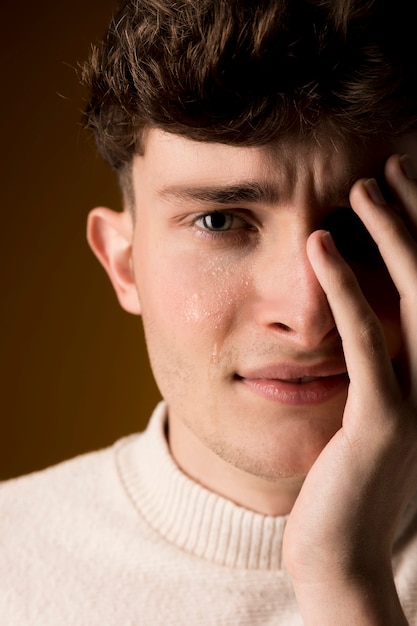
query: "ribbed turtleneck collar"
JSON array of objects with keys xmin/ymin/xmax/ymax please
[{"xmin": 115, "ymin": 402, "xmax": 288, "ymax": 571}]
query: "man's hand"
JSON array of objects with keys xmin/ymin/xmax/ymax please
[{"xmin": 283, "ymin": 154, "xmax": 417, "ymax": 625}]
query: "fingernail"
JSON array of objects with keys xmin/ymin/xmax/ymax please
[
  {"xmin": 365, "ymin": 178, "xmax": 386, "ymax": 205},
  {"xmin": 321, "ymin": 231, "xmax": 337, "ymax": 255},
  {"xmin": 400, "ymin": 154, "xmax": 417, "ymax": 180}
]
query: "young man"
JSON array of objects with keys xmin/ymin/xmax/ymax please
[{"xmin": 2, "ymin": 0, "xmax": 417, "ymax": 623}]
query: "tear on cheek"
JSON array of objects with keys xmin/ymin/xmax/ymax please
[
  {"xmin": 182, "ymin": 292, "xmax": 215, "ymax": 323},
  {"xmin": 181, "ymin": 288, "xmax": 240, "ymax": 326}
]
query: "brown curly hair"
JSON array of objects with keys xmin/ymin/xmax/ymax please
[{"xmin": 83, "ymin": 0, "xmax": 417, "ymax": 172}]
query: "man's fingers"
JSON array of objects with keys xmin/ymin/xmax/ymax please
[
  {"xmin": 349, "ymin": 176, "xmax": 417, "ymax": 302},
  {"xmin": 350, "ymin": 167, "xmax": 417, "ymax": 388},
  {"xmin": 306, "ymin": 230, "xmax": 397, "ymax": 399}
]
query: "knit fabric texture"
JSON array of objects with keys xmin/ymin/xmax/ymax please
[{"xmin": 1, "ymin": 402, "xmax": 417, "ymax": 625}]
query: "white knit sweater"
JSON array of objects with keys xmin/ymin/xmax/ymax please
[{"xmin": 1, "ymin": 402, "xmax": 417, "ymax": 625}]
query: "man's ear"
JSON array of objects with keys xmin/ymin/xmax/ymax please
[{"xmin": 87, "ymin": 207, "xmax": 141, "ymax": 315}]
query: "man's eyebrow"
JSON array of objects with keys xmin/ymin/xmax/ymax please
[
  {"xmin": 158, "ymin": 178, "xmax": 357, "ymax": 207},
  {"xmin": 158, "ymin": 181, "xmax": 281, "ymax": 205}
]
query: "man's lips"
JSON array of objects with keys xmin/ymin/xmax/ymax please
[
  {"xmin": 235, "ymin": 363, "xmax": 349, "ymax": 405},
  {"xmin": 236, "ymin": 362, "xmax": 348, "ymax": 382}
]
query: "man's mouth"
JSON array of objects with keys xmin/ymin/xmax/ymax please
[
  {"xmin": 236, "ymin": 363, "xmax": 347, "ymax": 381},
  {"xmin": 235, "ymin": 365, "xmax": 348, "ymax": 405},
  {"xmin": 283, "ymin": 376, "xmax": 324, "ymax": 384}
]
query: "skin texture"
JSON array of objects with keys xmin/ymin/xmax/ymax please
[{"xmin": 88, "ymin": 129, "xmax": 417, "ymax": 624}]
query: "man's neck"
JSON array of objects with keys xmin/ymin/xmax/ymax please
[{"xmin": 167, "ymin": 411, "xmax": 304, "ymax": 517}]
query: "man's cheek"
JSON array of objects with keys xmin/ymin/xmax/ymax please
[{"xmin": 161, "ymin": 260, "xmax": 249, "ymax": 328}]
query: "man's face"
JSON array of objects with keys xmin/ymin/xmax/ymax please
[{"xmin": 127, "ymin": 128, "xmax": 404, "ymax": 481}]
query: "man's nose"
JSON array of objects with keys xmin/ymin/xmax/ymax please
[{"xmin": 251, "ymin": 239, "xmax": 337, "ymax": 349}]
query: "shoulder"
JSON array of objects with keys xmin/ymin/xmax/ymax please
[
  {"xmin": 0, "ymin": 402, "xmax": 168, "ymax": 546},
  {"xmin": 0, "ymin": 427, "xmax": 161, "ymax": 624},
  {"xmin": 0, "ymin": 436, "xmax": 129, "ymax": 510},
  {"xmin": 0, "ymin": 435, "xmax": 140, "ymax": 545}
]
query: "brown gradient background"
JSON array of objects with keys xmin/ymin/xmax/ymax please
[{"xmin": 0, "ymin": 1, "xmax": 161, "ymax": 480}]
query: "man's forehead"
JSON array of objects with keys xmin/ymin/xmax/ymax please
[
  {"xmin": 132, "ymin": 128, "xmax": 415, "ymax": 204},
  {"xmin": 136, "ymin": 127, "xmax": 385, "ymax": 176}
]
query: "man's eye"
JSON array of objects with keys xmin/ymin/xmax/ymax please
[
  {"xmin": 196, "ymin": 212, "xmax": 239, "ymax": 232},
  {"xmin": 323, "ymin": 208, "xmax": 383, "ymax": 267}
]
